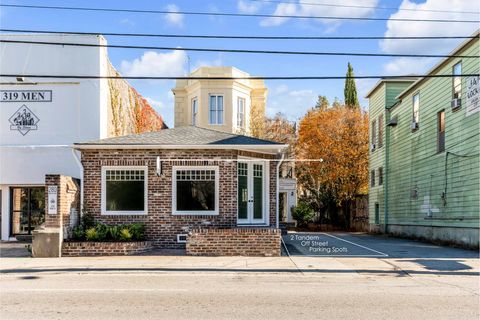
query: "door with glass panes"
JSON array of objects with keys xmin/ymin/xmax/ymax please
[{"xmin": 237, "ymin": 161, "xmax": 266, "ymax": 224}]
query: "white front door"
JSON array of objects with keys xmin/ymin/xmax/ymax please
[{"xmin": 237, "ymin": 161, "xmax": 266, "ymax": 225}]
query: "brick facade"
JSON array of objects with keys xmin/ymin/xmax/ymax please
[
  {"xmin": 44, "ymin": 175, "xmax": 80, "ymax": 234},
  {"xmin": 62, "ymin": 241, "xmax": 155, "ymax": 256},
  {"xmin": 186, "ymin": 228, "xmax": 281, "ymax": 256},
  {"xmin": 81, "ymin": 149, "xmax": 278, "ymax": 249}
]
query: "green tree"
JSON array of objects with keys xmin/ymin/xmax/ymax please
[
  {"xmin": 344, "ymin": 62, "xmax": 359, "ymax": 109},
  {"xmin": 315, "ymin": 95, "xmax": 329, "ymax": 110}
]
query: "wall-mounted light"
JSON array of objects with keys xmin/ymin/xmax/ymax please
[{"xmin": 156, "ymin": 156, "xmax": 162, "ymax": 176}]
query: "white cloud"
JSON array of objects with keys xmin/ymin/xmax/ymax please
[
  {"xmin": 164, "ymin": 4, "xmax": 184, "ymax": 27},
  {"xmin": 380, "ymin": 0, "xmax": 479, "ymax": 74},
  {"xmin": 120, "ymin": 50, "xmax": 187, "ymax": 77},
  {"xmin": 260, "ymin": 0, "xmax": 379, "ymax": 28},
  {"xmin": 145, "ymin": 97, "xmax": 165, "ymax": 109},
  {"xmin": 260, "ymin": 3, "xmax": 297, "ymax": 27},
  {"xmin": 274, "ymin": 84, "xmax": 289, "ymax": 95},
  {"xmin": 237, "ymin": 0, "xmax": 263, "ymax": 14},
  {"xmin": 289, "ymin": 89, "xmax": 313, "ymax": 97},
  {"xmin": 193, "ymin": 54, "xmax": 224, "ymax": 70},
  {"xmin": 383, "ymin": 57, "xmax": 436, "ymax": 76}
]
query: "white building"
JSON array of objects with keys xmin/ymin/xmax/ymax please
[{"xmin": 0, "ymin": 34, "xmax": 164, "ymax": 240}]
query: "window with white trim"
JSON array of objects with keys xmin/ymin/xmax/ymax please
[
  {"xmin": 237, "ymin": 97, "xmax": 245, "ymax": 128},
  {"xmin": 172, "ymin": 167, "xmax": 219, "ymax": 215},
  {"xmin": 452, "ymin": 62, "xmax": 462, "ymax": 99},
  {"xmin": 412, "ymin": 93, "xmax": 420, "ymax": 129},
  {"xmin": 192, "ymin": 98, "xmax": 198, "ymax": 126},
  {"xmin": 102, "ymin": 167, "xmax": 147, "ymax": 215},
  {"xmin": 209, "ymin": 95, "xmax": 224, "ymax": 125}
]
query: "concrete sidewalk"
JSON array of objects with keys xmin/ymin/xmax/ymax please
[{"xmin": 1, "ymin": 252, "xmax": 478, "ymax": 278}]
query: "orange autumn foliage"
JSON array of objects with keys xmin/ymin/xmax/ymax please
[{"xmin": 296, "ymin": 106, "xmax": 369, "ymax": 206}]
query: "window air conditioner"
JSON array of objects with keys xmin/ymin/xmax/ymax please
[{"xmin": 451, "ymin": 98, "xmax": 462, "ymax": 110}]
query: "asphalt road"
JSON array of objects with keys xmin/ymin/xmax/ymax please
[{"xmin": 1, "ymin": 233, "xmax": 478, "ymax": 320}]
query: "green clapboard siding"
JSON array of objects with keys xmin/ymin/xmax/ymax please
[{"xmin": 368, "ymin": 37, "xmax": 480, "ymax": 231}]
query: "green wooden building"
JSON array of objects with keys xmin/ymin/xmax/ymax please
[{"xmin": 366, "ymin": 32, "xmax": 479, "ymax": 248}]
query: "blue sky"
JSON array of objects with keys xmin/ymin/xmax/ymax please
[{"xmin": 1, "ymin": 0, "xmax": 478, "ymax": 127}]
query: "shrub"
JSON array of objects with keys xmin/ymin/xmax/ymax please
[
  {"xmin": 81, "ymin": 210, "xmax": 95, "ymax": 230},
  {"xmin": 95, "ymin": 223, "xmax": 108, "ymax": 241},
  {"xmin": 85, "ymin": 227, "xmax": 99, "ymax": 241},
  {"xmin": 107, "ymin": 225, "xmax": 120, "ymax": 241},
  {"xmin": 129, "ymin": 223, "xmax": 146, "ymax": 241},
  {"xmin": 72, "ymin": 226, "xmax": 85, "ymax": 240},
  {"xmin": 119, "ymin": 228, "xmax": 132, "ymax": 241},
  {"xmin": 292, "ymin": 201, "xmax": 316, "ymax": 227}
]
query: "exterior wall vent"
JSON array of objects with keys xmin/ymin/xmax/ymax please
[{"xmin": 177, "ymin": 234, "xmax": 188, "ymax": 243}]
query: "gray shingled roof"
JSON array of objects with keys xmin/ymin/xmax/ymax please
[{"xmin": 75, "ymin": 126, "xmax": 282, "ymax": 146}]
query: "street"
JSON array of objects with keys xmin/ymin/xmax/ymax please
[{"xmin": 1, "ymin": 233, "xmax": 479, "ymax": 320}]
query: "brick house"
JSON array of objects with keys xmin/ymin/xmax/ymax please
[{"xmin": 74, "ymin": 126, "xmax": 287, "ymax": 250}]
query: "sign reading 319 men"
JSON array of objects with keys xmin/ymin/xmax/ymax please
[
  {"xmin": 466, "ymin": 76, "xmax": 479, "ymax": 116},
  {"xmin": 1, "ymin": 90, "xmax": 52, "ymax": 102}
]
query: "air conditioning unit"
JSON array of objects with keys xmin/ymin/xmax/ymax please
[
  {"xmin": 451, "ymin": 98, "xmax": 462, "ymax": 110},
  {"xmin": 410, "ymin": 121, "xmax": 418, "ymax": 130},
  {"xmin": 370, "ymin": 143, "xmax": 376, "ymax": 151}
]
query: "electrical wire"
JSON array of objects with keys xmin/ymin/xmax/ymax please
[
  {"xmin": 1, "ymin": 39, "xmax": 479, "ymax": 59},
  {"xmin": 1, "ymin": 28, "xmax": 477, "ymax": 41},
  {"xmin": 1, "ymin": 74, "xmax": 479, "ymax": 80},
  {"xmin": 1, "ymin": 4, "xmax": 479, "ymax": 23}
]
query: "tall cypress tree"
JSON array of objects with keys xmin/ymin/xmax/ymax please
[{"xmin": 344, "ymin": 62, "xmax": 359, "ymax": 109}]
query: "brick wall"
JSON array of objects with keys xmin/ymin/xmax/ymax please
[
  {"xmin": 81, "ymin": 149, "xmax": 278, "ymax": 248},
  {"xmin": 45, "ymin": 175, "xmax": 80, "ymax": 233},
  {"xmin": 62, "ymin": 241, "xmax": 155, "ymax": 256},
  {"xmin": 186, "ymin": 228, "xmax": 281, "ymax": 256}
]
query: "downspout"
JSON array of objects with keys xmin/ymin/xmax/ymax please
[
  {"xmin": 384, "ymin": 108, "xmax": 390, "ymax": 234},
  {"xmin": 72, "ymin": 148, "xmax": 84, "ymax": 215},
  {"xmin": 275, "ymin": 151, "xmax": 285, "ymax": 229}
]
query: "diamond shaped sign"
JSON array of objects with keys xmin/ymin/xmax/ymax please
[{"xmin": 9, "ymin": 105, "xmax": 40, "ymax": 136}]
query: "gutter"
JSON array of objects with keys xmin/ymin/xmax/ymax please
[
  {"xmin": 72, "ymin": 144, "xmax": 289, "ymax": 152},
  {"xmin": 275, "ymin": 151, "xmax": 285, "ymax": 229},
  {"xmin": 71, "ymin": 149, "xmax": 84, "ymax": 215}
]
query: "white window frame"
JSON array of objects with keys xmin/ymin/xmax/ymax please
[
  {"xmin": 412, "ymin": 92, "xmax": 420, "ymax": 126},
  {"xmin": 208, "ymin": 94, "xmax": 224, "ymax": 125},
  {"xmin": 172, "ymin": 166, "xmax": 220, "ymax": 216},
  {"xmin": 101, "ymin": 166, "xmax": 148, "ymax": 215},
  {"xmin": 237, "ymin": 97, "xmax": 246, "ymax": 129},
  {"xmin": 191, "ymin": 97, "xmax": 198, "ymax": 126},
  {"xmin": 452, "ymin": 61, "xmax": 462, "ymax": 99}
]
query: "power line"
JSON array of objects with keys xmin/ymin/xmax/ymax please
[
  {"xmin": 1, "ymin": 4, "xmax": 478, "ymax": 23},
  {"xmin": 1, "ymin": 28, "xmax": 477, "ymax": 41},
  {"xmin": 245, "ymin": 0, "xmax": 480, "ymax": 15},
  {"xmin": 1, "ymin": 74, "xmax": 478, "ymax": 81},
  {"xmin": 1, "ymin": 40, "xmax": 478, "ymax": 59}
]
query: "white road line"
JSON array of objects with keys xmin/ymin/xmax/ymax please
[{"xmin": 320, "ymin": 233, "xmax": 389, "ymax": 257}]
